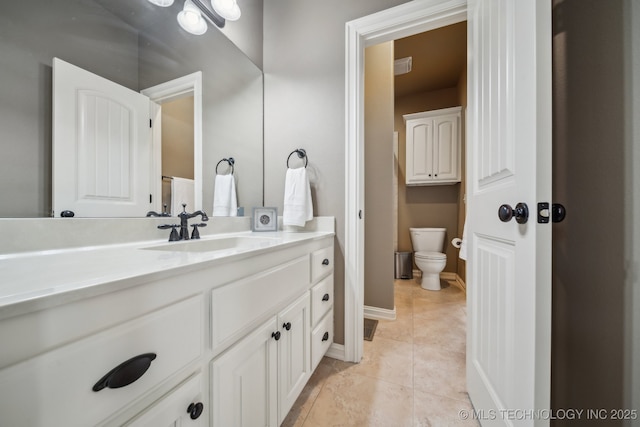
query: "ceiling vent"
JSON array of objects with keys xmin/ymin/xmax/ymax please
[{"xmin": 394, "ymin": 57, "xmax": 412, "ymax": 76}]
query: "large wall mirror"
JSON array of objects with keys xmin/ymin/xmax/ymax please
[{"xmin": 0, "ymin": 0, "xmax": 263, "ymax": 218}]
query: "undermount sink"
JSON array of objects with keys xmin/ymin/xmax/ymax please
[{"xmin": 143, "ymin": 236, "xmax": 279, "ymax": 253}]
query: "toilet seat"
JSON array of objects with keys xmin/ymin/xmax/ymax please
[{"xmin": 414, "ymin": 251, "xmax": 446, "ymax": 261}]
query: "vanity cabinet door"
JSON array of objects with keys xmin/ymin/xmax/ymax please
[
  {"xmin": 211, "ymin": 318, "xmax": 279, "ymax": 427},
  {"xmin": 125, "ymin": 374, "xmax": 205, "ymax": 427},
  {"xmin": 278, "ymin": 293, "xmax": 311, "ymax": 423}
]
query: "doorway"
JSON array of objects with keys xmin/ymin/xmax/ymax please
[
  {"xmin": 344, "ymin": 0, "xmax": 467, "ymax": 365},
  {"xmin": 141, "ymin": 71, "xmax": 204, "ymax": 214}
]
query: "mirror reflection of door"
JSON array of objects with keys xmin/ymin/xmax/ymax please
[{"xmin": 160, "ymin": 96, "xmax": 195, "ymax": 216}]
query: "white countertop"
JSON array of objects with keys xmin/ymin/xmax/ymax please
[{"xmin": 0, "ymin": 230, "xmax": 334, "ymax": 317}]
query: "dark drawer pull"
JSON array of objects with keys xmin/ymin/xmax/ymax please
[
  {"xmin": 322, "ymin": 293, "xmax": 330, "ymax": 302},
  {"xmin": 322, "ymin": 332, "xmax": 329, "ymax": 342},
  {"xmin": 188, "ymin": 402, "xmax": 204, "ymax": 420},
  {"xmin": 322, "ymin": 258, "xmax": 330, "ymax": 266},
  {"xmin": 93, "ymin": 353, "xmax": 156, "ymax": 392}
]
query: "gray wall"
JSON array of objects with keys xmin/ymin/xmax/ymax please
[
  {"xmin": 364, "ymin": 42, "xmax": 395, "ymax": 311},
  {"xmin": 551, "ymin": 0, "xmax": 640, "ymax": 421},
  {"xmin": 0, "ymin": 0, "xmax": 263, "ymax": 218},
  {"xmin": 263, "ymin": 0, "xmax": 410, "ymax": 344},
  {"xmin": 0, "ymin": 0, "xmax": 140, "ymax": 217}
]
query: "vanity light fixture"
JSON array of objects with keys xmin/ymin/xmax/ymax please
[
  {"xmin": 147, "ymin": 0, "xmax": 175, "ymax": 6},
  {"xmin": 211, "ymin": 0, "xmax": 241, "ymax": 21},
  {"xmin": 177, "ymin": 0, "xmax": 208, "ymax": 35},
  {"xmin": 148, "ymin": 0, "xmax": 236, "ymax": 31}
]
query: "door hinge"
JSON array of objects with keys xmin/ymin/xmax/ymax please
[
  {"xmin": 149, "ymin": 118, "xmax": 152, "ymax": 128},
  {"xmin": 149, "ymin": 194, "xmax": 152, "ymax": 203}
]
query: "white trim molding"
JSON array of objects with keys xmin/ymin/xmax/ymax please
[
  {"xmin": 141, "ymin": 71, "xmax": 203, "ymax": 212},
  {"xmin": 364, "ymin": 305, "xmax": 397, "ymax": 321},
  {"xmin": 344, "ymin": 0, "xmax": 467, "ymax": 363}
]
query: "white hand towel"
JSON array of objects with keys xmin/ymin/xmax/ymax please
[
  {"xmin": 170, "ymin": 177, "xmax": 195, "ymax": 216},
  {"xmin": 283, "ymin": 168, "xmax": 313, "ymax": 227},
  {"xmin": 213, "ymin": 174, "xmax": 238, "ymax": 217},
  {"xmin": 459, "ymin": 218, "xmax": 468, "ymax": 261}
]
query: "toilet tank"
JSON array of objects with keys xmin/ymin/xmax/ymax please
[{"xmin": 409, "ymin": 227, "xmax": 446, "ymax": 252}]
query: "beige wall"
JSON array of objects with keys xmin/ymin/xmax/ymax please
[
  {"xmin": 162, "ymin": 96, "xmax": 195, "ymax": 180},
  {"xmin": 364, "ymin": 42, "xmax": 395, "ymax": 310},
  {"xmin": 395, "ymin": 87, "xmax": 462, "ymax": 274}
]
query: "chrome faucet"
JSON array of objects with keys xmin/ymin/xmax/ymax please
[{"xmin": 177, "ymin": 204, "xmax": 209, "ymax": 240}]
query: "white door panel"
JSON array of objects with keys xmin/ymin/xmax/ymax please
[
  {"xmin": 53, "ymin": 58, "xmax": 151, "ymax": 217},
  {"xmin": 467, "ymin": 0, "xmax": 552, "ymax": 425}
]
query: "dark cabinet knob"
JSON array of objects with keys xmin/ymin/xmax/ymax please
[
  {"xmin": 322, "ymin": 258, "xmax": 330, "ymax": 266},
  {"xmin": 283, "ymin": 322, "xmax": 291, "ymax": 331},
  {"xmin": 92, "ymin": 353, "xmax": 156, "ymax": 392},
  {"xmin": 272, "ymin": 331, "xmax": 281, "ymax": 341},
  {"xmin": 322, "ymin": 332, "xmax": 330, "ymax": 342},
  {"xmin": 498, "ymin": 202, "xmax": 529, "ymax": 224},
  {"xmin": 187, "ymin": 402, "xmax": 204, "ymax": 420},
  {"xmin": 322, "ymin": 293, "xmax": 330, "ymax": 302}
]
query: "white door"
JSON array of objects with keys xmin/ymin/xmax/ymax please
[
  {"xmin": 52, "ymin": 58, "xmax": 152, "ymax": 217},
  {"xmin": 466, "ymin": 0, "xmax": 552, "ymax": 425}
]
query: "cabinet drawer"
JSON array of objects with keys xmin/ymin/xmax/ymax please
[
  {"xmin": 310, "ymin": 275, "xmax": 333, "ymax": 326},
  {"xmin": 211, "ymin": 256, "xmax": 309, "ymax": 355},
  {"xmin": 0, "ymin": 295, "xmax": 203, "ymax": 427},
  {"xmin": 311, "ymin": 310, "xmax": 333, "ymax": 371},
  {"xmin": 310, "ymin": 246, "xmax": 333, "ymax": 283},
  {"xmin": 126, "ymin": 373, "xmax": 205, "ymax": 426}
]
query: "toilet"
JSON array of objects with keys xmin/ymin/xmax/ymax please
[{"xmin": 409, "ymin": 227, "xmax": 447, "ymax": 291}]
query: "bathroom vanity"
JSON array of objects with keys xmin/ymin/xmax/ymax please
[{"xmin": 0, "ymin": 218, "xmax": 334, "ymax": 426}]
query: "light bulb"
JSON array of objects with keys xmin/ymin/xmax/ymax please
[
  {"xmin": 147, "ymin": 0, "xmax": 175, "ymax": 6},
  {"xmin": 211, "ymin": 0, "xmax": 241, "ymax": 21},
  {"xmin": 177, "ymin": 0, "xmax": 207, "ymax": 35}
]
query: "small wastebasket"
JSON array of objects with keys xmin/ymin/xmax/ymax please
[{"xmin": 394, "ymin": 252, "xmax": 413, "ymax": 279}]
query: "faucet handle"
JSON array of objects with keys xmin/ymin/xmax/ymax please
[
  {"xmin": 191, "ymin": 223, "xmax": 207, "ymax": 240},
  {"xmin": 158, "ymin": 224, "xmax": 180, "ymax": 241}
]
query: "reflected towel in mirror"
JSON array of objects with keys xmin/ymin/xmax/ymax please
[
  {"xmin": 171, "ymin": 177, "xmax": 195, "ymax": 216},
  {"xmin": 213, "ymin": 174, "xmax": 238, "ymax": 216},
  {"xmin": 283, "ymin": 167, "xmax": 313, "ymax": 227}
]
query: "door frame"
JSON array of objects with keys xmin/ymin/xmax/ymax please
[
  {"xmin": 344, "ymin": 0, "xmax": 467, "ymax": 362},
  {"xmin": 141, "ymin": 71, "xmax": 203, "ymax": 212}
]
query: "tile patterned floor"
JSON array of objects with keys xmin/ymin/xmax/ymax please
[{"xmin": 282, "ymin": 277, "xmax": 479, "ymax": 427}]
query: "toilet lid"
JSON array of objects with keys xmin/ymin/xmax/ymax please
[{"xmin": 414, "ymin": 251, "xmax": 446, "ymax": 260}]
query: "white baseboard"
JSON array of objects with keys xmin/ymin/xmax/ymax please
[
  {"xmin": 325, "ymin": 343, "xmax": 346, "ymax": 361},
  {"xmin": 363, "ymin": 304, "xmax": 396, "ymax": 321}
]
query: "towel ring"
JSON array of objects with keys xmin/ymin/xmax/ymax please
[
  {"xmin": 215, "ymin": 157, "xmax": 235, "ymax": 175},
  {"xmin": 286, "ymin": 149, "xmax": 308, "ymax": 168}
]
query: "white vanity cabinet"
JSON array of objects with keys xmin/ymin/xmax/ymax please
[
  {"xmin": 404, "ymin": 106, "xmax": 462, "ymax": 185},
  {"xmin": 210, "ymin": 239, "xmax": 334, "ymax": 427},
  {"xmin": 211, "ymin": 293, "xmax": 311, "ymax": 427},
  {"xmin": 0, "ymin": 230, "xmax": 334, "ymax": 427},
  {"xmin": 126, "ymin": 374, "xmax": 206, "ymax": 426}
]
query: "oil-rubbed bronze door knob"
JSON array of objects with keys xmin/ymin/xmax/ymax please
[{"xmin": 498, "ymin": 203, "xmax": 529, "ymax": 224}]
